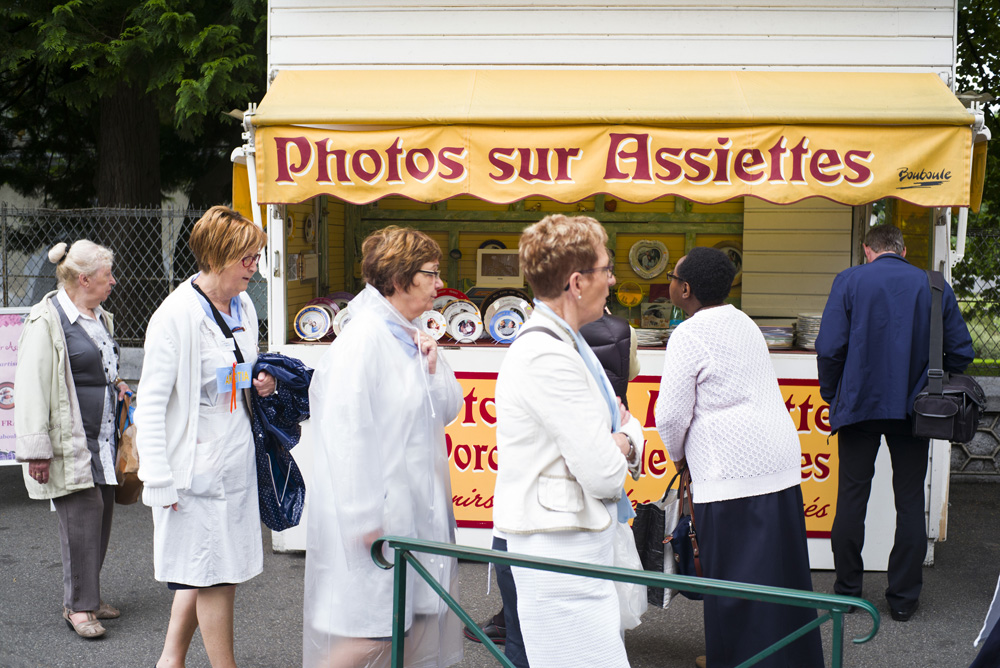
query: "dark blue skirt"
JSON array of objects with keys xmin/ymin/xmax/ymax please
[{"xmin": 694, "ymin": 485, "xmax": 825, "ymax": 668}]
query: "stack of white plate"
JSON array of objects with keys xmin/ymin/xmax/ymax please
[
  {"xmin": 636, "ymin": 328, "xmax": 671, "ymax": 347},
  {"xmin": 795, "ymin": 313, "xmax": 823, "ymax": 350},
  {"xmin": 760, "ymin": 326, "xmax": 796, "ymax": 349}
]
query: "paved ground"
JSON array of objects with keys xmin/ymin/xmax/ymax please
[{"xmin": 1, "ymin": 463, "xmax": 998, "ymax": 668}]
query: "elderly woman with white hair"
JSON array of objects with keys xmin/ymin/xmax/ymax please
[{"xmin": 14, "ymin": 239, "xmax": 130, "ymax": 639}]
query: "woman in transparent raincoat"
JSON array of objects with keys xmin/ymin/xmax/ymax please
[{"xmin": 304, "ymin": 226, "xmax": 464, "ymax": 668}]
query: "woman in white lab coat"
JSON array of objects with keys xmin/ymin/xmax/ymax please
[{"xmin": 304, "ymin": 226, "xmax": 464, "ymax": 668}]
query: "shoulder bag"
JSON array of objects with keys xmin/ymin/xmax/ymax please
[
  {"xmin": 912, "ymin": 271, "xmax": 985, "ymax": 443},
  {"xmin": 192, "ymin": 283, "xmax": 306, "ymax": 531},
  {"xmin": 114, "ymin": 391, "xmax": 142, "ymax": 505}
]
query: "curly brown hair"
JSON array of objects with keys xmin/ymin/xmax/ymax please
[{"xmin": 519, "ymin": 215, "xmax": 607, "ymax": 299}]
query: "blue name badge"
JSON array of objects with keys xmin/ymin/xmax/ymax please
[{"xmin": 216, "ymin": 362, "xmax": 253, "ymax": 393}]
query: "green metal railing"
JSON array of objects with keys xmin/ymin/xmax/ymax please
[{"xmin": 371, "ymin": 536, "xmax": 880, "ymax": 668}]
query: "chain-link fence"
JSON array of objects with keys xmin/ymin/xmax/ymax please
[
  {"xmin": 0, "ymin": 204, "xmax": 268, "ymax": 346},
  {"xmin": 952, "ymin": 227, "xmax": 1000, "ymax": 374}
]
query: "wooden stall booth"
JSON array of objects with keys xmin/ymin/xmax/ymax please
[{"xmin": 234, "ymin": 69, "xmax": 985, "ymax": 568}]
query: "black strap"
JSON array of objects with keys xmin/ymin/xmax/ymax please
[
  {"xmin": 516, "ymin": 326, "xmax": 561, "ymax": 341},
  {"xmin": 926, "ymin": 271, "xmax": 945, "ymax": 395},
  {"xmin": 192, "ymin": 281, "xmax": 244, "ymax": 364}
]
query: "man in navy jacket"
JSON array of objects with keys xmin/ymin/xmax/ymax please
[{"xmin": 816, "ymin": 223, "xmax": 974, "ymax": 623}]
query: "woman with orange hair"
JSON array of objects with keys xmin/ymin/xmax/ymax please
[{"xmin": 136, "ymin": 206, "xmax": 276, "ymax": 668}]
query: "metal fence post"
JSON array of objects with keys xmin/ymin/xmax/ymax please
[{"xmin": 391, "ymin": 546, "xmax": 408, "ymax": 668}]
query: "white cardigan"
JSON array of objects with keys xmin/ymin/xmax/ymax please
[
  {"xmin": 134, "ymin": 277, "xmax": 257, "ymax": 507},
  {"xmin": 493, "ymin": 313, "xmax": 644, "ymax": 535}
]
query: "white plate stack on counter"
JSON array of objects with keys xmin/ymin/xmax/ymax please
[{"xmin": 795, "ymin": 313, "xmax": 823, "ymax": 350}]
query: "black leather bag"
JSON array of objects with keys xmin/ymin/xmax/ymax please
[{"xmin": 912, "ymin": 271, "xmax": 985, "ymax": 444}]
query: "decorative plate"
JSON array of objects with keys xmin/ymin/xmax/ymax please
[
  {"xmin": 447, "ymin": 311, "xmax": 483, "ymax": 343},
  {"xmin": 285, "ymin": 215, "xmax": 294, "ymax": 240},
  {"xmin": 479, "ymin": 287, "xmax": 532, "ymax": 319},
  {"xmin": 616, "ymin": 281, "xmax": 644, "ymax": 308},
  {"xmin": 421, "ymin": 310, "xmax": 448, "ymax": 340},
  {"xmin": 484, "ymin": 295, "xmax": 533, "ymax": 331},
  {"xmin": 306, "ymin": 297, "xmax": 341, "ymax": 316},
  {"xmin": 433, "ymin": 287, "xmax": 470, "ymax": 312},
  {"xmin": 326, "ymin": 291, "xmax": 355, "ymax": 312},
  {"xmin": 443, "ymin": 299, "xmax": 480, "ymax": 323},
  {"xmin": 0, "ymin": 381, "xmax": 14, "ymax": 410},
  {"xmin": 713, "ymin": 241, "xmax": 743, "ymax": 286},
  {"xmin": 479, "ymin": 239, "xmax": 507, "ymax": 250},
  {"xmin": 303, "ymin": 214, "xmax": 317, "ymax": 243},
  {"xmin": 628, "ymin": 240, "xmax": 669, "ymax": 279},
  {"xmin": 331, "ymin": 306, "xmax": 353, "ymax": 337},
  {"xmin": 488, "ymin": 309, "xmax": 524, "ymax": 343},
  {"xmin": 294, "ymin": 305, "xmax": 333, "ymax": 341}
]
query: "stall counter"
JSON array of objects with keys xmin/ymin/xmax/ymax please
[{"xmin": 273, "ymin": 343, "xmax": 931, "ymax": 572}]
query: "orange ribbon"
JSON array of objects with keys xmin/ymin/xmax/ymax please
[{"xmin": 230, "ymin": 362, "xmax": 237, "ymax": 413}]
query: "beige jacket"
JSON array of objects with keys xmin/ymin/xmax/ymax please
[
  {"xmin": 493, "ymin": 313, "xmax": 644, "ymax": 535},
  {"xmin": 14, "ymin": 292, "xmax": 114, "ymax": 499}
]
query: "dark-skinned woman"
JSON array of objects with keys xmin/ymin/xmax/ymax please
[{"xmin": 655, "ymin": 246, "xmax": 824, "ymax": 668}]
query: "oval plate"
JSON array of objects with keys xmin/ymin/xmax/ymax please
[
  {"xmin": 420, "ymin": 310, "xmax": 448, "ymax": 340},
  {"xmin": 294, "ymin": 305, "xmax": 333, "ymax": 341}
]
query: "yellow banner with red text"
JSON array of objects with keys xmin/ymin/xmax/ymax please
[
  {"xmin": 446, "ymin": 373, "xmax": 837, "ymax": 537},
  {"xmin": 256, "ymin": 123, "xmax": 969, "ymax": 208}
]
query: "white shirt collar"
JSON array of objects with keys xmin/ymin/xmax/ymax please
[{"xmin": 56, "ymin": 287, "xmax": 104, "ymax": 324}]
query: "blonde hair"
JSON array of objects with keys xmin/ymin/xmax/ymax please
[
  {"xmin": 519, "ymin": 215, "xmax": 607, "ymax": 299},
  {"xmin": 361, "ymin": 226, "xmax": 441, "ymax": 297},
  {"xmin": 49, "ymin": 240, "xmax": 113, "ymax": 288},
  {"xmin": 189, "ymin": 206, "xmax": 267, "ymax": 273}
]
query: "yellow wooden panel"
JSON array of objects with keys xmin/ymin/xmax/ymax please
[
  {"xmin": 743, "ymin": 211, "xmax": 852, "ymax": 231},
  {"xmin": 743, "ymin": 252, "xmax": 850, "ymax": 274},
  {"xmin": 690, "ymin": 200, "xmax": 744, "ymax": 214},
  {"xmin": 613, "ymin": 196, "xmax": 675, "ymax": 213},
  {"xmin": 446, "ymin": 195, "xmax": 510, "ymax": 212},
  {"xmin": 743, "ymin": 232, "xmax": 851, "ymax": 253},
  {"xmin": 742, "ymin": 273, "xmax": 836, "ymax": 296},
  {"xmin": 377, "ymin": 196, "xmax": 433, "ymax": 210},
  {"xmin": 694, "ymin": 234, "xmax": 742, "ymax": 250},
  {"xmin": 742, "ymin": 294, "xmax": 832, "ymax": 318}
]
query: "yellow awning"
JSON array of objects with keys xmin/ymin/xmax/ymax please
[{"xmin": 251, "ymin": 70, "xmax": 976, "ymax": 207}]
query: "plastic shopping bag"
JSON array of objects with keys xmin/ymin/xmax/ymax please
[{"xmin": 613, "ymin": 520, "xmax": 649, "ymax": 631}]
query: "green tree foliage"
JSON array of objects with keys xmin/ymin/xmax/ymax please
[
  {"xmin": 0, "ymin": 0, "xmax": 266, "ymax": 207},
  {"xmin": 953, "ymin": 0, "xmax": 1000, "ymax": 337}
]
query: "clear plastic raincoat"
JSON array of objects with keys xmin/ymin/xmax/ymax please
[{"xmin": 303, "ymin": 285, "xmax": 463, "ymax": 668}]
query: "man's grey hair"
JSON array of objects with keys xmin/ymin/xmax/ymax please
[{"xmin": 864, "ymin": 224, "xmax": 905, "ymax": 255}]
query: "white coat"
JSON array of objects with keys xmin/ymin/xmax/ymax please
[{"xmin": 303, "ymin": 285, "xmax": 463, "ymax": 668}]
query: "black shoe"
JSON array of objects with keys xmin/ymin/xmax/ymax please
[
  {"xmin": 889, "ymin": 600, "xmax": 919, "ymax": 622},
  {"xmin": 463, "ymin": 611, "xmax": 506, "ymax": 644}
]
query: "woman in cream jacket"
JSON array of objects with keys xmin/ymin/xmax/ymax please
[{"xmin": 493, "ymin": 215, "xmax": 644, "ymax": 668}]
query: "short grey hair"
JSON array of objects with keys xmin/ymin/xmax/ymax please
[
  {"xmin": 49, "ymin": 240, "xmax": 114, "ymax": 288},
  {"xmin": 864, "ymin": 224, "xmax": 905, "ymax": 255}
]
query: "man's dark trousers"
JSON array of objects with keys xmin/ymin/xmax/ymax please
[
  {"xmin": 831, "ymin": 419, "xmax": 929, "ymax": 613},
  {"xmin": 493, "ymin": 537, "xmax": 530, "ymax": 668}
]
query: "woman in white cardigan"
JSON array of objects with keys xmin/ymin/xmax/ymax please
[
  {"xmin": 136, "ymin": 206, "xmax": 276, "ymax": 668},
  {"xmin": 655, "ymin": 247, "xmax": 824, "ymax": 668},
  {"xmin": 493, "ymin": 215, "xmax": 644, "ymax": 668}
]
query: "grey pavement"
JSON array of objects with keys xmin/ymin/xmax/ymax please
[{"xmin": 1, "ymin": 463, "xmax": 998, "ymax": 668}]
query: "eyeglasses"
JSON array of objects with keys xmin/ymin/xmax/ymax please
[
  {"xmin": 241, "ymin": 253, "xmax": 261, "ymax": 268},
  {"xmin": 417, "ymin": 269, "xmax": 442, "ymax": 279},
  {"xmin": 579, "ymin": 265, "xmax": 615, "ymax": 278},
  {"xmin": 564, "ymin": 264, "xmax": 614, "ymax": 291},
  {"xmin": 666, "ymin": 272, "xmax": 682, "ymax": 282}
]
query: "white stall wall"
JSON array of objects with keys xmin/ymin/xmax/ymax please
[{"xmin": 267, "ymin": 0, "xmax": 956, "ymax": 81}]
